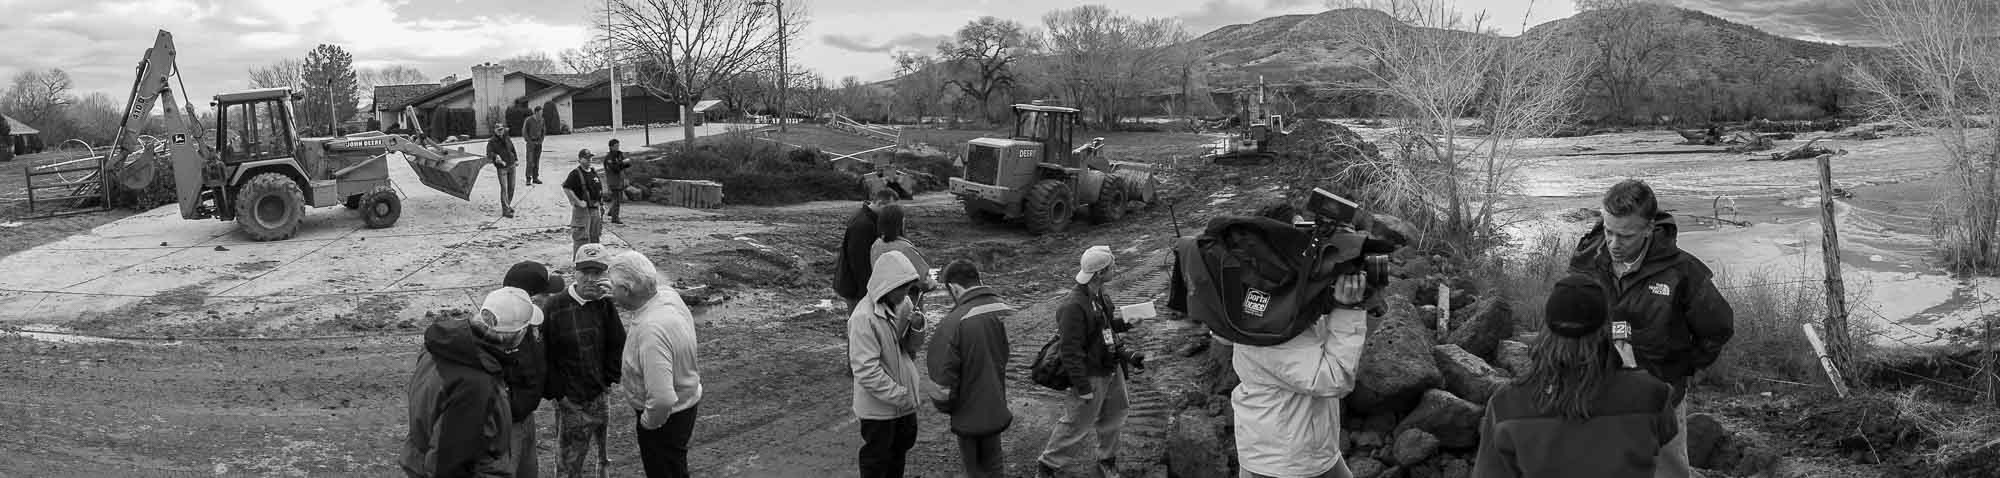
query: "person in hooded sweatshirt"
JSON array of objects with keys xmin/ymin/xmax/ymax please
[
  {"xmin": 1568, "ymin": 179, "xmax": 1732, "ymax": 478},
  {"xmin": 612, "ymin": 250, "xmax": 704, "ymax": 478},
  {"xmin": 1473, "ymin": 274, "xmax": 1680, "ymax": 478},
  {"xmin": 924, "ymin": 260, "xmax": 1014, "ymax": 478},
  {"xmin": 849, "ymin": 250, "xmax": 927, "ymax": 478},
  {"xmin": 403, "ymin": 286, "xmax": 544, "ymax": 478}
]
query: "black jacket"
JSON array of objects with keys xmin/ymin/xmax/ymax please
[
  {"xmin": 927, "ymin": 286, "xmax": 1014, "ymax": 436},
  {"xmin": 1473, "ymin": 370, "xmax": 1680, "ymax": 478},
  {"xmin": 486, "ymin": 136, "xmax": 517, "ymax": 169},
  {"xmin": 403, "ymin": 318, "xmax": 513, "ymax": 477},
  {"xmin": 604, "ymin": 150, "xmax": 629, "ymax": 188},
  {"xmin": 541, "ymin": 292, "xmax": 627, "ymax": 403},
  {"xmin": 1568, "ymin": 212, "xmax": 1734, "ymax": 398},
  {"xmin": 833, "ymin": 205, "xmax": 879, "ymax": 303},
  {"xmin": 1056, "ymin": 284, "xmax": 1133, "ymax": 395},
  {"xmin": 502, "ymin": 326, "xmax": 546, "ymax": 422}
]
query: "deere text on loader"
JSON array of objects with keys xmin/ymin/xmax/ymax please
[
  {"xmin": 108, "ymin": 30, "xmax": 489, "ymax": 241},
  {"xmin": 948, "ymin": 102, "xmax": 1159, "ymax": 234}
]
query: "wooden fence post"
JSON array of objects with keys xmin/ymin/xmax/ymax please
[{"xmin": 1816, "ymin": 154, "xmax": 1855, "ymax": 384}]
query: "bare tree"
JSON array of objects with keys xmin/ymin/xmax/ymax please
[
  {"xmin": 356, "ymin": 65, "xmax": 430, "ymax": 113},
  {"xmin": 65, "ymin": 92, "xmax": 123, "ymax": 146},
  {"xmin": 248, "ymin": 59, "xmax": 303, "ymax": 89},
  {"xmin": 1327, "ymin": 0, "xmax": 1587, "ymax": 249},
  {"xmin": 891, "ymin": 51, "xmax": 948, "ymax": 122},
  {"xmin": 2, "ymin": 68, "xmax": 75, "ymax": 126},
  {"xmin": 938, "ymin": 17, "xmax": 1038, "ymax": 122},
  {"xmin": 1850, "ymin": 0, "xmax": 2000, "ymax": 273},
  {"xmin": 604, "ymin": 0, "xmax": 783, "ymax": 147},
  {"xmin": 1572, "ymin": 0, "xmax": 1705, "ymax": 123},
  {"xmin": 1042, "ymin": 5, "xmax": 1190, "ymax": 127},
  {"xmin": 560, "ymin": 44, "xmax": 612, "ymax": 74},
  {"xmin": 499, "ymin": 52, "xmax": 559, "ymax": 75}
]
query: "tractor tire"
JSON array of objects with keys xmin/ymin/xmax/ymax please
[
  {"xmin": 1023, "ymin": 179, "xmax": 1074, "ymax": 235},
  {"xmin": 962, "ymin": 199, "xmax": 1005, "ymax": 224},
  {"xmin": 359, "ymin": 186, "xmax": 402, "ymax": 229},
  {"xmin": 342, "ymin": 194, "xmax": 362, "ymax": 209},
  {"xmin": 234, "ymin": 172, "xmax": 305, "ymax": 241},
  {"xmin": 1089, "ymin": 175, "xmax": 1129, "ymax": 224}
]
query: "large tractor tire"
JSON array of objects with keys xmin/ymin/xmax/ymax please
[
  {"xmin": 234, "ymin": 172, "xmax": 305, "ymax": 241},
  {"xmin": 962, "ymin": 199, "xmax": 1005, "ymax": 224},
  {"xmin": 1089, "ymin": 175, "xmax": 1129, "ymax": 224},
  {"xmin": 359, "ymin": 186, "xmax": 402, "ymax": 229},
  {"xmin": 1023, "ymin": 179, "xmax": 1074, "ymax": 235}
]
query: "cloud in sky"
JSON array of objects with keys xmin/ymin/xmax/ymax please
[
  {"xmin": 0, "ymin": 0, "xmax": 1881, "ymax": 118},
  {"xmin": 821, "ymin": 33, "xmax": 955, "ymax": 54}
]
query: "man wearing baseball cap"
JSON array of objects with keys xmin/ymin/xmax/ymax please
[
  {"xmin": 564, "ymin": 149, "xmax": 606, "ymax": 254},
  {"xmin": 499, "ymin": 261, "xmax": 560, "ymax": 478},
  {"xmin": 487, "ymin": 123, "xmax": 520, "ymax": 219},
  {"xmin": 403, "ymin": 285, "xmax": 542, "ymax": 477},
  {"xmin": 540, "ymin": 243, "xmax": 627, "ymax": 478},
  {"xmin": 1037, "ymin": 245, "xmax": 1144, "ymax": 478}
]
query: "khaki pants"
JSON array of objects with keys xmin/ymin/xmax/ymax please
[
  {"xmin": 1038, "ymin": 370, "xmax": 1129, "ymax": 473},
  {"xmin": 570, "ymin": 206, "xmax": 601, "ymax": 252}
]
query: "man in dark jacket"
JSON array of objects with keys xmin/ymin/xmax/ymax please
[
  {"xmin": 1568, "ymin": 179, "xmax": 1733, "ymax": 478},
  {"xmin": 603, "ymin": 139, "xmax": 629, "ymax": 225},
  {"xmin": 501, "ymin": 261, "xmax": 559, "ymax": 478},
  {"xmin": 541, "ymin": 244, "xmax": 628, "ymax": 478},
  {"xmin": 1037, "ymin": 245, "xmax": 1141, "ymax": 478},
  {"xmin": 403, "ymin": 287, "xmax": 542, "ymax": 478},
  {"xmin": 925, "ymin": 260, "xmax": 1014, "ymax": 478},
  {"xmin": 563, "ymin": 150, "xmax": 605, "ymax": 254},
  {"xmin": 524, "ymin": 106, "xmax": 547, "ymax": 185},
  {"xmin": 834, "ymin": 189, "xmax": 899, "ymax": 310},
  {"xmin": 487, "ymin": 123, "xmax": 519, "ymax": 218}
]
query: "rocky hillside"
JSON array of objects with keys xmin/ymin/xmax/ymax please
[{"xmin": 1185, "ymin": 5, "xmax": 1874, "ymax": 92}]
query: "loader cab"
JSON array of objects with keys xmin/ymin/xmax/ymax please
[
  {"xmin": 1010, "ymin": 103, "xmax": 1081, "ymax": 168},
  {"xmin": 213, "ymin": 87, "xmax": 302, "ymax": 164}
]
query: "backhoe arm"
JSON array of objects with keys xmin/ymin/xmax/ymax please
[{"xmin": 114, "ymin": 30, "xmax": 212, "ymax": 220}]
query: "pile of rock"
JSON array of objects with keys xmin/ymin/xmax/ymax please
[
  {"xmin": 1268, "ymin": 119, "xmax": 1382, "ymax": 164},
  {"xmin": 1335, "ymin": 272, "xmax": 1525, "ymax": 478}
]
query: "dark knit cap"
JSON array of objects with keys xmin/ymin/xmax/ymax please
[
  {"xmin": 503, "ymin": 261, "xmax": 554, "ymax": 295},
  {"xmin": 1545, "ymin": 274, "xmax": 1610, "ymax": 339}
]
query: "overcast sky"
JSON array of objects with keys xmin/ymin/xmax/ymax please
[{"xmin": 0, "ymin": 0, "xmax": 1872, "ymax": 114}]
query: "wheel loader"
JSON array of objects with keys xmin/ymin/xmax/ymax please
[
  {"xmin": 948, "ymin": 102, "xmax": 1159, "ymax": 234},
  {"xmin": 105, "ymin": 30, "xmax": 489, "ymax": 241}
]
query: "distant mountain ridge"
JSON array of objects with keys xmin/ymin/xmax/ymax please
[{"xmin": 1182, "ymin": 5, "xmax": 1875, "ymax": 93}]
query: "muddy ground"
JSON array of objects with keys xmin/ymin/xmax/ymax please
[{"xmin": 0, "ymin": 122, "xmax": 1980, "ymax": 477}]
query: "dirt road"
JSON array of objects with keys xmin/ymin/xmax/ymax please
[{"xmin": 0, "ymin": 130, "xmax": 1217, "ymax": 476}]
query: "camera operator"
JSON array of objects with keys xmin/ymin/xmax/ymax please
[{"xmin": 1222, "ymin": 202, "xmax": 1374, "ymax": 478}]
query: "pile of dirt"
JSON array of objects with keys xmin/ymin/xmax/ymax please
[
  {"xmin": 1711, "ymin": 391, "xmax": 1935, "ymax": 473},
  {"xmin": 1268, "ymin": 120, "xmax": 1381, "ymax": 164}
]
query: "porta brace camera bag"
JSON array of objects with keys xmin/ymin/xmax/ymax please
[{"xmin": 1170, "ymin": 216, "xmax": 1368, "ymax": 347}]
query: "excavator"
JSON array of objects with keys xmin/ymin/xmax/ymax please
[
  {"xmin": 106, "ymin": 30, "xmax": 489, "ymax": 241},
  {"xmin": 1205, "ymin": 77, "xmax": 1289, "ymax": 165}
]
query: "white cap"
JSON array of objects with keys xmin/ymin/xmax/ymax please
[
  {"xmin": 1075, "ymin": 245, "xmax": 1115, "ymax": 284},
  {"xmin": 481, "ymin": 288, "xmax": 544, "ymax": 333}
]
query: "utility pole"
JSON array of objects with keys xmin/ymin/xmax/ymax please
[{"xmin": 607, "ymin": 0, "xmax": 621, "ymax": 133}]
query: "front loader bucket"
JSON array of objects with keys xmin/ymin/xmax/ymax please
[{"xmin": 402, "ymin": 149, "xmax": 489, "ymax": 201}]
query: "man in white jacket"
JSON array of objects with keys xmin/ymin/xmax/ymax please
[
  {"xmin": 610, "ymin": 250, "xmax": 703, "ymax": 478},
  {"xmin": 848, "ymin": 251, "xmax": 926, "ymax": 478},
  {"xmin": 1231, "ymin": 279, "xmax": 1369, "ymax": 478}
]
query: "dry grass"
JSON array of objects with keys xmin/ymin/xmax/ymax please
[{"xmin": 1891, "ymin": 387, "xmax": 2000, "ymax": 468}]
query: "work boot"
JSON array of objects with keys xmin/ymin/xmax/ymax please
[
  {"xmin": 1099, "ymin": 459, "xmax": 1121, "ymax": 478},
  {"xmin": 1035, "ymin": 462, "xmax": 1059, "ymax": 478},
  {"xmin": 502, "ymin": 208, "xmax": 516, "ymax": 218},
  {"xmin": 610, "ymin": 218, "xmax": 623, "ymax": 224}
]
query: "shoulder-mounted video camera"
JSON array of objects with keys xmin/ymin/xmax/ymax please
[{"xmin": 1293, "ymin": 188, "xmax": 1394, "ymax": 288}]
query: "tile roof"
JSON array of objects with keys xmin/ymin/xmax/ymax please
[{"xmin": 373, "ymin": 83, "xmax": 443, "ymax": 111}]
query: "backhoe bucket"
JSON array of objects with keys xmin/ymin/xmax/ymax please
[{"xmin": 401, "ymin": 149, "xmax": 488, "ymax": 201}]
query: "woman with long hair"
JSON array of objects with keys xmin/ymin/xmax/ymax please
[{"xmin": 1472, "ymin": 274, "xmax": 1679, "ymax": 478}]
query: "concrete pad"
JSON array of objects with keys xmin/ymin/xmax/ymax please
[{"xmin": 0, "ymin": 125, "xmax": 756, "ymax": 327}]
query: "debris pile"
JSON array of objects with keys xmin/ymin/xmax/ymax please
[{"xmin": 1268, "ymin": 120, "xmax": 1381, "ymax": 164}]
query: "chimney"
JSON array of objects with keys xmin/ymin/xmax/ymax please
[
  {"xmin": 470, "ymin": 63, "xmax": 506, "ymax": 137},
  {"xmin": 439, "ymin": 74, "xmax": 458, "ymax": 86}
]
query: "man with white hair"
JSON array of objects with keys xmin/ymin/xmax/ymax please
[
  {"xmin": 403, "ymin": 286, "xmax": 542, "ymax": 477},
  {"xmin": 610, "ymin": 250, "xmax": 704, "ymax": 477}
]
